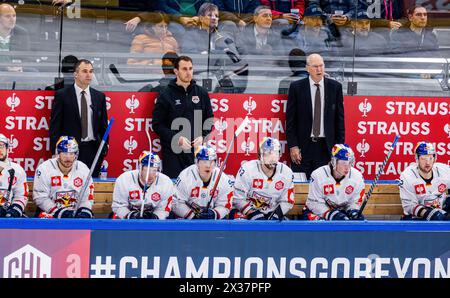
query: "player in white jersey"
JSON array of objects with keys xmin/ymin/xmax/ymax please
[
  {"xmin": 173, "ymin": 145, "xmax": 233, "ymax": 219},
  {"xmin": 0, "ymin": 133, "xmax": 29, "ymax": 218},
  {"xmin": 33, "ymin": 136, "xmax": 94, "ymax": 218},
  {"xmin": 233, "ymin": 137, "xmax": 295, "ymax": 220},
  {"xmin": 302, "ymin": 144, "xmax": 365, "ymax": 220},
  {"xmin": 112, "ymin": 151, "xmax": 173, "ymax": 219},
  {"xmin": 399, "ymin": 142, "xmax": 450, "ymax": 221}
]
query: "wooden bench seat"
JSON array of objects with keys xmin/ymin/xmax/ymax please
[{"xmin": 24, "ymin": 181, "xmax": 402, "ymax": 218}]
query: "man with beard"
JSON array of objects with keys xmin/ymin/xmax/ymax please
[
  {"xmin": 232, "ymin": 137, "xmax": 295, "ymax": 220},
  {"xmin": 0, "ymin": 133, "xmax": 28, "ymax": 218},
  {"xmin": 172, "ymin": 145, "xmax": 233, "ymax": 220},
  {"xmin": 33, "ymin": 136, "xmax": 94, "ymax": 218},
  {"xmin": 398, "ymin": 142, "xmax": 450, "ymax": 221}
]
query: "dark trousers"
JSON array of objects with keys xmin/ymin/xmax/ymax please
[
  {"xmin": 78, "ymin": 141, "xmax": 103, "ymax": 178},
  {"xmin": 291, "ymin": 138, "xmax": 330, "ymax": 180}
]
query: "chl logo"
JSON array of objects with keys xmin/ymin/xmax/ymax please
[
  {"xmin": 358, "ymin": 98, "xmax": 372, "ymax": 117},
  {"xmin": 124, "ymin": 136, "xmax": 138, "ymax": 155},
  {"xmin": 6, "ymin": 93, "xmax": 21, "ymax": 112},
  {"xmin": 214, "ymin": 117, "xmax": 228, "ymax": 135},
  {"xmin": 356, "ymin": 139, "xmax": 370, "ymax": 158},
  {"xmin": 126, "ymin": 95, "xmax": 140, "ymax": 114},
  {"xmin": 243, "ymin": 96, "xmax": 256, "ymax": 115},
  {"xmin": 3, "ymin": 244, "xmax": 51, "ymax": 278}
]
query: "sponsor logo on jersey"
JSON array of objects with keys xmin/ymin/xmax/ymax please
[
  {"xmin": 275, "ymin": 181, "xmax": 284, "ymax": 191},
  {"xmin": 191, "ymin": 187, "xmax": 200, "ymax": 198},
  {"xmin": 414, "ymin": 184, "xmax": 426, "ymax": 195},
  {"xmin": 252, "ymin": 179, "xmax": 264, "ymax": 189},
  {"xmin": 55, "ymin": 190, "xmax": 77, "ymax": 207},
  {"xmin": 192, "ymin": 96, "xmax": 200, "ymax": 104},
  {"xmin": 3, "ymin": 244, "xmax": 51, "ymax": 278},
  {"xmin": 129, "ymin": 190, "xmax": 140, "ymax": 201},
  {"xmin": 248, "ymin": 191, "xmax": 271, "ymax": 209},
  {"xmin": 73, "ymin": 177, "xmax": 83, "ymax": 188},
  {"xmin": 323, "ymin": 184, "xmax": 335, "ymax": 195},
  {"xmin": 51, "ymin": 176, "xmax": 61, "ymax": 187},
  {"xmin": 151, "ymin": 192, "xmax": 161, "ymax": 202},
  {"xmin": 438, "ymin": 183, "xmax": 447, "ymax": 193},
  {"xmin": 345, "ymin": 185, "xmax": 354, "ymax": 195},
  {"xmin": 209, "ymin": 189, "xmax": 218, "ymax": 199}
]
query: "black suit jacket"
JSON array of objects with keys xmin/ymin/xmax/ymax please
[
  {"xmin": 286, "ymin": 76, "xmax": 345, "ymax": 156},
  {"xmin": 49, "ymin": 84, "xmax": 109, "ymax": 154}
]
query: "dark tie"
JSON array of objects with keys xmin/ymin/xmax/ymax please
[
  {"xmin": 80, "ymin": 90, "xmax": 88, "ymax": 139},
  {"xmin": 313, "ymin": 83, "xmax": 321, "ymax": 138}
]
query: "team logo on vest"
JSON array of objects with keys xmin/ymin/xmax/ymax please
[
  {"xmin": 275, "ymin": 181, "xmax": 284, "ymax": 191},
  {"xmin": 125, "ymin": 94, "xmax": 139, "ymax": 113},
  {"xmin": 438, "ymin": 183, "xmax": 447, "ymax": 193},
  {"xmin": 3, "ymin": 244, "xmax": 51, "ymax": 278},
  {"xmin": 252, "ymin": 179, "xmax": 263, "ymax": 189},
  {"xmin": 124, "ymin": 136, "xmax": 138, "ymax": 155},
  {"xmin": 345, "ymin": 185, "xmax": 354, "ymax": 195},
  {"xmin": 129, "ymin": 190, "xmax": 140, "ymax": 201},
  {"xmin": 414, "ymin": 184, "xmax": 426, "ymax": 195},
  {"xmin": 356, "ymin": 139, "xmax": 370, "ymax": 157},
  {"xmin": 192, "ymin": 96, "xmax": 200, "ymax": 104},
  {"xmin": 191, "ymin": 187, "xmax": 200, "ymax": 198},
  {"xmin": 73, "ymin": 177, "xmax": 83, "ymax": 188},
  {"xmin": 358, "ymin": 98, "xmax": 372, "ymax": 117},
  {"xmin": 323, "ymin": 184, "xmax": 335, "ymax": 195},
  {"xmin": 51, "ymin": 176, "xmax": 62, "ymax": 187},
  {"xmin": 6, "ymin": 93, "xmax": 20, "ymax": 112},
  {"xmin": 151, "ymin": 192, "xmax": 161, "ymax": 202}
]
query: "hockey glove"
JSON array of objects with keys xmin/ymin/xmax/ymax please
[
  {"xmin": 327, "ymin": 209, "xmax": 349, "ymax": 220},
  {"xmin": 196, "ymin": 208, "xmax": 216, "ymax": 220},
  {"xmin": 127, "ymin": 210, "xmax": 142, "ymax": 219},
  {"xmin": 5, "ymin": 204, "xmax": 23, "ymax": 218},
  {"xmin": 75, "ymin": 207, "xmax": 93, "ymax": 219},
  {"xmin": 423, "ymin": 207, "xmax": 446, "ymax": 221},
  {"xmin": 346, "ymin": 209, "xmax": 364, "ymax": 220},
  {"xmin": 247, "ymin": 209, "xmax": 265, "ymax": 220},
  {"xmin": 143, "ymin": 210, "xmax": 159, "ymax": 219},
  {"xmin": 54, "ymin": 207, "xmax": 75, "ymax": 218},
  {"xmin": 0, "ymin": 205, "xmax": 7, "ymax": 218}
]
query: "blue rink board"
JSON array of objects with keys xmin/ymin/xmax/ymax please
[{"xmin": 1, "ymin": 218, "xmax": 450, "ymax": 231}]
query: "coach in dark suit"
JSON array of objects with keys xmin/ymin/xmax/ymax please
[
  {"xmin": 49, "ymin": 59, "xmax": 109, "ymax": 177},
  {"xmin": 286, "ymin": 53, "xmax": 345, "ymax": 179}
]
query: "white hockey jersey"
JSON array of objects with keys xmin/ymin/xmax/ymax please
[
  {"xmin": 112, "ymin": 170, "xmax": 174, "ymax": 219},
  {"xmin": 0, "ymin": 160, "xmax": 28, "ymax": 210},
  {"xmin": 233, "ymin": 160, "xmax": 295, "ymax": 216},
  {"xmin": 173, "ymin": 164, "xmax": 233, "ymax": 219},
  {"xmin": 399, "ymin": 162, "xmax": 450, "ymax": 217},
  {"xmin": 33, "ymin": 158, "xmax": 94, "ymax": 214},
  {"xmin": 306, "ymin": 165, "xmax": 365, "ymax": 219}
]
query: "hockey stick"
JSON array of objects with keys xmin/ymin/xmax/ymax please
[
  {"xmin": 75, "ymin": 118, "xmax": 115, "ymax": 212},
  {"xmin": 357, "ymin": 135, "xmax": 400, "ymax": 217},
  {"xmin": 2, "ymin": 168, "xmax": 15, "ymax": 211},
  {"xmin": 140, "ymin": 129, "xmax": 152, "ymax": 218},
  {"xmin": 205, "ymin": 116, "xmax": 251, "ymax": 210},
  {"xmin": 267, "ymin": 203, "xmax": 284, "ymax": 221}
]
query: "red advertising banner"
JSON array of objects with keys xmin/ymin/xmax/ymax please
[{"xmin": 0, "ymin": 90, "xmax": 448, "ymax": 180}]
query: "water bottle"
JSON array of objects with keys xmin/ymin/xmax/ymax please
[{"xmin": 99, "ymin": 164, "xmax": 108, "ymax": 181}]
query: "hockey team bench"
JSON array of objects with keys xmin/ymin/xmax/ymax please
[{"xmin": 24, "ymin": 181, "xmax": 402, "ymax": 219}]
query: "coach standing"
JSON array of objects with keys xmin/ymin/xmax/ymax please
[
  {"xmin": 286, "ymin": 53, "xmax": 345, "ymax": 179},
  {"xmin": 49, "ymin": 59, "xmax": 109, "ymax": 177}
]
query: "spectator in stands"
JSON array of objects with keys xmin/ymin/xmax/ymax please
[
  {"xmin": 0, "ymin": 3, "xmax": 30, "ymax": 72},
  {"xmin": 124, "ymin": 1, "xmax": 157, "ymax": 32},
  {"xmin": 359, "ymin": 0, "xmax": 404, "ymax": 29},
  {"xmin": 212, "ymin": 0, "xmax": 261, "ymax": 31},
  {"xmin": 111, "ymin": 151, "xmax": 174, "ymax": 220},
  {"xmin": 277, "ymin": 48, "xmax": 308, "ymax": 94},
  {"xmin": 158, "ymin": 0, "xmax": 207, "ymax": 28},
  {"xmin": 286, "ymin": 53, "xmax": 345, "ymax": 179},
  {"xmin": 260, "ymin": 0, "xmax": 305, "ymax": 27},
  {"xmin": 389, "ymin": 5, "xmax": 439, "ymax": 56},
  {"xmin": 340, "ymin": 10, "xmax": 388, "ymax": 57},
  {"xmin": 139, "ymin": 51, "xmax": 179, "ymax": 93},
  {"xmin": 237, "ymin": 5, "xmax": 285, "ymax": 55},
  {"xmin": 127, "ymin": 12, "xmax": 179, "ymax": 66},
  {"xmin": 398, "ymin": 141, "xmax": 450, "ymax": 221},
  {"xmin": 285, "ymin": 6, "xmax": 341, "ymax": 57},
  {"xmin": 152, "ymin": 55, "xmax": 214, "ymax": 179},
  {"xmin": 307, "ymin": 0, "xmax": 359, "ymax": 26},
  {"xmin": 45, "ymin": 55, "xmax": 78, "ymax": 90}
]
